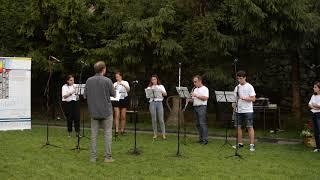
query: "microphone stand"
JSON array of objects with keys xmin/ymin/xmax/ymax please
[
  {"xmin": 226, "ymin": 58, "xmax": 243, "ymax": 159},
  {"xmin": 129, "ymin": 81, "xmax": 142, "ymax": 155},
  {"xmin": 41, "ymin": 59, "xmax": 61, "ymax": 149},
  {"xmin": 176, "ymin": 62, "xmax": 182, "ymax": 157},
  {"xmin": 113, "ymin": 84, "xmax": 120, "ymax": 142}
]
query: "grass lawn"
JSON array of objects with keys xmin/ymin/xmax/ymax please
[
  {"xmin": 31, "ymin": 115, "xmax": 302, "ymax": 140},
  {"xmin": 0, "ymin": 127, "xmax": 319, "ymax": 179}
]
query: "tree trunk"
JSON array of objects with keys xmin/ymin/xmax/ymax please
[
  {"xmin": 194, "ymin": 0, "xmax": 208, "ymax": 16},
  {"xmin": 199, "ymin": 0, "xmax": 208, "ymax": 16},
  {"xmin": 291, "ymin": 49, "xmax": 302, "ymax": 128}
]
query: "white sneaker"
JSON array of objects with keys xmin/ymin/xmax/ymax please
[
  {"xmin": 249, "ymin": 144, "xmax": 255, "ymax": 152},
  {"xmin": 90, "ymin": 158, "xmax": 96, "ymax": 163},
  {"xmin": 153, "ymin": 135, "xmax": 157, "ymax": 139},
  {"xmin": 313, "ymin": 149, "xmax": 319, "ymax": 152},
  {"xmin": 104, "ymin": 158, "xmax": 115, "ymax": 163},
  {"xmin": 232, "ymin": 143, "xmax": 244, "ymax": 149}
]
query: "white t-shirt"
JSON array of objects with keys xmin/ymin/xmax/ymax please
[
  {"xmin": 147, "ymin": 85, "xmax": 166, "ymax": 102},
  {"xmin": 62, "ymin": 84, "xmax": 78, "ymax": 102},
  {"xmin": 113, "ymin": 80, "xmax": 130, "ymax": 99},
  {"xmin": 192, "ymin": 86, "xmax": 209, "ymax": 106},
  {"xmin": 234, "ymin": 83, "xmax": 256, "ymax": 113},
  {"xmin": 309, "ymin": 95, "xmax": 320, "ymax": 113}
]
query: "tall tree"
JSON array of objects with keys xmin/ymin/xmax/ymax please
[{"xmin": 224, "ymin": 0, "xmax": 320, "ymax": 127}]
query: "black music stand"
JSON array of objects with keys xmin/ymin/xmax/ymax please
[
  {"xmin": 77, "ymin": 84, "xmax": 90, "ymax": 140},
  {"xmin": 179, "ymin": 87, "xmax": 191, "ymax": 145},
  {"xmin": 71, "ymin": 84, "xmax": 87, "ymax": 152},
  {"xmin": 128, "ymin": 82, "xmax": 141, "ymax": 155},
  {"xmin": 111, "ymin": 90, "xmax": 121, "ymax": 141},
  {"xmin": 175, "ymin": 87, "xmax": 191, "ymax": 156},
  {"xmin": 215, "ymin": 91, "xmax": 236, "ymax": 148}
]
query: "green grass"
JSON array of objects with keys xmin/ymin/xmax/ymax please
[
  {"xmin": 1, "ymin": 127, "xmax": 319, "ymax": 179},
  {"xmin": 31, "ymin": 113, "xmax": 302, "ymax": 140}
]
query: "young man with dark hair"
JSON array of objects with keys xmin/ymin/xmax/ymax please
[
  {"xmin": 84, "ymin": 61, "xmax": 116, "ymax": 163},
  {"xmin": 232, "ymin": 70, "xmax": 256, "ymax": 151}
]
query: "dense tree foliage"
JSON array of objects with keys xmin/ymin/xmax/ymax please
[{"xmin": 1, "ymin": 0, "xmax": 320, "ymax": 126}]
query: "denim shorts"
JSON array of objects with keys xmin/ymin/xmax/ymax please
[{"xmin": 234, "ymin": 112, "xmax": 254, "ymax": 128}]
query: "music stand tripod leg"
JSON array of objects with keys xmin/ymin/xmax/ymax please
[
  {"xmin": 70, "ymin": 133, "xmax": 88, "ymax": 152},
  {"xmin": 175, "ymin": 96, "xmax": 184, "ymax": 157},
  {"xmin": 80, "ymin": 111, "xmax": 90, "ymax": 140},
  {"xmin": 114, "ymin": 119, "xmax": 119, "ymax": 142},
  {"xmin": 41, "ymin": 117, "xmax": 62, "ymax": 149},
  {"xmin": 215, "ymin": 91, "xmax": 233, "ymax": 149},
  {"xmin": 129, "ymin": 112, "xmax": 142, "ymax": 155},
  {"xmin": 183, "ymin": 120, "xmax": 187, "ymax": 145},
  {"xmin": 219, "ymin": 120, "xmax": 232, "ymax": 149}
]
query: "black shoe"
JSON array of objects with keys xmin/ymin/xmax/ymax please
[
  {"xmin": 196, "ymin": 140, "xmax": 202, "ymax": 143},
  {"xmin": 115, "ymin": 132, "xmax": 119, "ymax": 137},
  {"xmin": 201, "ymin": 140, "xmax": 208, "ymax": 145},
  {"xmin": 120, "ymin": 131, "xmax": 126, "ymax": 136}
]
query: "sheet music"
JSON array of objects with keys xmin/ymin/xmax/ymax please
[
  {"xmin": 110, "ymin": 90, "xmax": 121, "ymax": 101},
  {"xmin": 175, "ymin": 87, "xmax": 191, "ymax": 99},
  {"xmin": 214, "ymin": 91, "xmax": 236, "ymax": 102},
  {"xmin": 145, "ymin": 88, "xmax": 162, "ymax": 99},
  {"xmin": 74, "ymin": 84, "xmax": 85, "ymax": 95}
]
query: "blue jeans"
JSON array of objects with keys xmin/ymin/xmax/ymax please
[
  {"xmin": 194, "ymin": 105, "xmax": 208, "ymax": 142},
  {"xmin": 149, "ymin": 101, "xmax": 166, "ymax": 135},
  {"xmin": 312, "ymin": 112, "xmax": 320, "ymax": 149}
]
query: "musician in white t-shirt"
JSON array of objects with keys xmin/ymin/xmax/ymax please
[
  {"xmin": 62, "ymin": 74, "xmax": 80, "ymax": 137},
  {"xmin": 232, "ymin": 70, "xmax": 256, "ymax": 151},
  {"xmin": 112, "ymin": 71, "xmax": 130, "ymax": 136},
  {"xmin": 308, "ymin": 81, "xmax": 320, "ymax": 152},
  {"xmin": 146, "ymin": 75, "xmax": 167, "ymax": 140},
  {"xmin": 187, "ymin": 75, "xmax": 209, "ymax": 145}
]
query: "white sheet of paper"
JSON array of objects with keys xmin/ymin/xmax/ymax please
[
  {"xmin": 214, "ymin": 91, "xmax": 236, "ymax": 103},
  {"xmin": 110, "ymin": 90, "xmax": 121, "ymax": 101},
  {"xmin": 74, "ymin": 84, "xmax": 85, "ymax": 95},
  {"xmin": 176, "ymin": 87, "xmax": 191, "ymax": 98},
  {"xmin": 145, "ymin": 88, "xmax": 162, "ymax": 99}
]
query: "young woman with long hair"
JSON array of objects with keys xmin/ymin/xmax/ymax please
[
  {"xmin": 146, "ymin": 75, "xmax": 167, "ymax": 140},
  {"xmin": 112, "ymin": 71, "xmax": 130, "ymax": 136}
]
